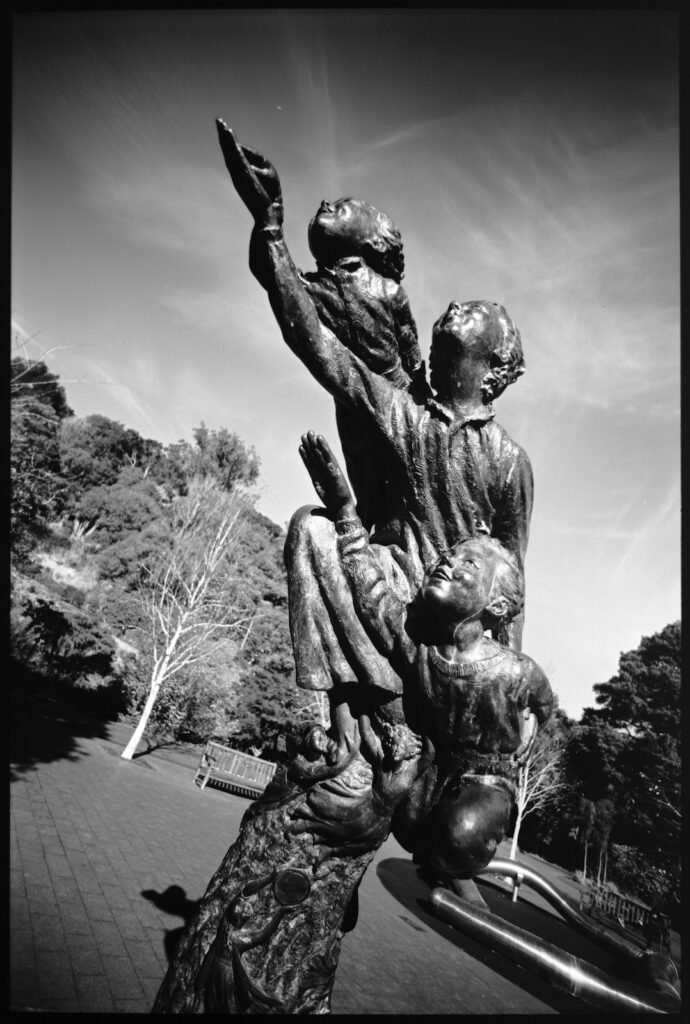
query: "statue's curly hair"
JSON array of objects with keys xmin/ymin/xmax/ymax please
[
  {"xmin": 363, "ymin": 203, "xmax": 405, "ymax": 283},
  {"xmin": 480, "ymin": 304, "xmax": 525, "ymax": 403},
  {"xmin": 475, "ymin": 535, "xmax": 524, "ymax": 627}
]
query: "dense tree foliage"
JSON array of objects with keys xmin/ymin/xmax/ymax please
[
  {"xmin": 11, "ymin": 359, "xmax": 75, "ymax": 557},
  {"xmin": 59, "ymin": 414, "xmax": 152, "ymax": 497},
  {"xmin": 10, "ymin": 361, "xmax": 308, "ymax": 762},
  {"xmin": 150, "ymin": 423, "xmax": 260, "ymax": 497},
  {"xmin": 592, "ymin": 621, "xmax": 680, "ymax": 741},
  {"xmin": 517, "ymin": 623, "xmax": 681, "ymax": 923},
  {"xmin": 11, "ymin": 357, "xmax": 74, "ymax": 419},
  {"xmin": 11, "ymin": 397, "xmax": 65, "ymax": 557}
]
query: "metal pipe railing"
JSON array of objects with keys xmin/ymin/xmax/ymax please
[
  {"xmin": 430, "ymin": 885, "xmax": 680, "ymax": 1013},
  {"xmin": 477, "ymin": 857, "xmax": 678, "ymax": 985}
]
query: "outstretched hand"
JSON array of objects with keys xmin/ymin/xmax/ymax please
[
  {"xmin": 216, "ymin": 119, "xmax": 283, "ymax": 223},
  {"xmin": 299, "ymin": 432, "xmax": 356, "ymax": 521}
]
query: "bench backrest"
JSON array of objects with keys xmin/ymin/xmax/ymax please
[
  {"xmin": 587, "ymin": 883, "xmax": 656, "ymax": 928},
  {"xmin": 204, "ymin": 741, "xmax": 276, "ymax": 786}
]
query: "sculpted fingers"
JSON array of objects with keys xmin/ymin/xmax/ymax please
[{"xmin": 216, "ymin": 120, "xmax": 276, "ymax": 220}]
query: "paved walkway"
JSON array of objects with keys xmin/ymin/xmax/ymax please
[{"xmin": 10, "ymin": 694, "xmax": 681, "ymax": 1014}]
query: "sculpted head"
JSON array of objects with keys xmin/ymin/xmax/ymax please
[
  {"xmin": 308, "ymin": 198, "xmax": 405, "ymax": 282},
  {"xmin": 302, "ymin": 724, "xmax": 330, "ymax": 758},
  {"xmin": 429, "ymin": 300, "xmax": 524, "ymax": 404},
  {"xmin": 420, "ymin": 535, "xmax": 524, "ymax": 632}
]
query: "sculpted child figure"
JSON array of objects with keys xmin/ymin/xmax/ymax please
[
  {"xmin": 215, "ymin": 120, "xmax": 533, "ymax": 673},
  {"xmin": 242, "ymin": 161, "xmax": 429, "ymax": 532},
  {"xmin": 305, "ymin": 197, "xmax": 429, "ymax": 533},
  {"xmin": 298, "ymin": 432, "xmax": 553, "ymax": 895}
]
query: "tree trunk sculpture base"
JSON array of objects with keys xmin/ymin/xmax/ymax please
[{"xmin": 153, "ymin": 753, "xmax": 382, "ymax": 1014}]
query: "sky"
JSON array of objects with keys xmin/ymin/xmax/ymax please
[{"xmin": 12, "ymin": 10, "xmax": 679, "ymax": 721}]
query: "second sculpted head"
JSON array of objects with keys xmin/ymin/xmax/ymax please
[
  {"xmin": 308, "ymin": 198, "xmax": 405, "ymax": 283},
  {"xmin": 430, "ymin": 300, "xmax": 525, "ymax": 405}
]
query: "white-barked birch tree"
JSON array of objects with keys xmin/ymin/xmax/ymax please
[
  {"xmin": 121, "ymin": 477, "xmax": 251, "ymax": 760},
  {"xmin": 508, "ymin": 730, "xmax": 567, "ymax": 898}
]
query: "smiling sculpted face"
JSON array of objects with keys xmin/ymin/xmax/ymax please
[{"xmin": 420, "ymin": 537, "xmax": 497, "ymax": 621}]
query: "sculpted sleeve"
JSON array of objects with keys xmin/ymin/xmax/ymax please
[
  {"xmin": 495, "ymin": 442, "xmax": 534, "ymax": 574},
  {"xmin": 393, "ymin": 285, "xmax": 422, "ymax": 375},
  {"xmin": 249, "ymin": 223, "xmax": 405, "ymax": 439},
  {"xmin": 493, "ymin": 440, "xmax": 533, "ymax": 652},
  {"xmin": 336, "ymin": 522, "xmax": 417, "ymax": 674}
]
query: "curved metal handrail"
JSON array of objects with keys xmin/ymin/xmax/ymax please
[
  {"xmin": 478, "ymin": 857, "xmax": 677, "ymax": 980},
  {"xmin": 430, "ymin": 888, "xmax": 679, "ymax": 1014}
]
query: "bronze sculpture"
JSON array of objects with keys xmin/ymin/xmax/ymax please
[
  {"xmin": 303, "ymin": 196, "xmax": 429, "ymax": 534},
  {"xmin": 153, "ymin": 124, "xmax": 546, "ymax": 1014}
]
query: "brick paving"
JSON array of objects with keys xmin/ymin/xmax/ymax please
[
  {"xmin": 11, "ymin": 712, "xmax": 246, "ymax": 1013},
  {"xmin": 10, "ymin": 697, "xmax": 681, "ymax": 1014}
]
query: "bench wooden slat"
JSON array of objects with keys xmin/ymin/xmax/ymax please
[
  {"xmin": 194, "ymin": 740, "xmax": 276, "ymax": 798},
  {"xmin": 582, "ymin": 882, "xmax": 663, "ymax": 932}
]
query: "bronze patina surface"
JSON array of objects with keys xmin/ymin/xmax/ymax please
[{"xmin": 153, "ymin": 125, "xmax": 548, "ymax": 1014}]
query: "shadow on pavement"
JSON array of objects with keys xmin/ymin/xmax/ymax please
[
  {"xmin": 142, "ymin": 885, "xmax": 200, "ymax": 963},
  {"xmin": 377, "ymin": 857, "xmax": 602, "ymax": 1015},
  {"xmin": 11, "ymin": 683, "xmax": 118, "ymax": 781}
]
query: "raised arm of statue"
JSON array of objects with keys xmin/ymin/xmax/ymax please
[
  {"xmin": 298, "ymin": 431, "xmax": 357, "ymax": 524},
  {"xmin": 216, "ymin": 119, "xmax": 284, "ymax": 225},
  {"xmin": 217, "ymin": 121, "xmax": 401, "ymax": 432}
]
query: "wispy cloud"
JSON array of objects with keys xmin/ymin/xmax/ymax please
[{"xmin": 86, "ymin": 162, "xmax": 247, "ymax": 266}]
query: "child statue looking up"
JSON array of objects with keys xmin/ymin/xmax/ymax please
[{"xmin": 298, "ymin": 431, "xmax": 553, "ymax": 889}]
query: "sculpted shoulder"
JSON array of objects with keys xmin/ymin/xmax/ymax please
[
  {"xmin": 504, "ymin": 649, "xmax": 553, "ymax": 723},
  {"xmin": 480, "ymin": 417, "xmax": 531, "ymax": 468}
]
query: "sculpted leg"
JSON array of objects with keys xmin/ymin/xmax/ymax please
[{"xmin": 285, "ymin": 505, "xmax": 408, "ymax": 694}]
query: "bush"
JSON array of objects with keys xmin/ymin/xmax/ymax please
[
  {"xmin": 13, "ymin": 591, "xmax": 117, "ymax": 685},
  {"xmin": 607, "ymin": 844, "xmax": 680, "ymax": 921},
  {"xmin": 120, "ymin": 655, "xmax": 241, "ymax": 746}
]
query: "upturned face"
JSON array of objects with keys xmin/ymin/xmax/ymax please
[
  {"xmin": 429, "ymin": 301, "xmax": 496, "ymax": 393},
  {"xmin": 306, "ymin": 726, "xmax": 329, "ymax": 755},
  {"xmin": 420, "ymin": 538, "xmax": 496, "ymax": 620},
  {"xmin": 308, "ymin": 198, "xmax": 378, "ymax": 263}
]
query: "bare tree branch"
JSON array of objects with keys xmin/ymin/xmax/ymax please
[{"xmin": 121, "ymin": 477, "xmax": 252, "ymax": 760}]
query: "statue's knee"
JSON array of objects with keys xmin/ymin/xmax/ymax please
[
  {"xmin": 287, "ymin": 504, "xmax": 320, "ymax": 541},
  {"xmin": 285, "ymin": 504, "xmax": 334, "ymax": 558},
  {"xmin": 427, "ymin": 785, "xmax": 512, "ymax": 880}
]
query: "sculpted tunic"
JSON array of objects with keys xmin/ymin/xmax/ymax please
[{"xmin": 302, "ymin": 257, "xmax": 421, "ymax": 381}]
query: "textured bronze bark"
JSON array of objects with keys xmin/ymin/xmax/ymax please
[{"xmin": 155, "ymin": 754, "xmax": 382, "ymax": 1013}]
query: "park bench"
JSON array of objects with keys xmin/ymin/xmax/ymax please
[
  {"xmin": 580, "ymin": 883, "xmax": 671, "ymax": 950},
  {"xmin": 194, "ymin": 740, "xmax": 276, "ymax": 799}
]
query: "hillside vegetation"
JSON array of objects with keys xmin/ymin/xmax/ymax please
[{"xmin": 11, "ymin": 356, "xmax": 320, "ymax": 760}]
